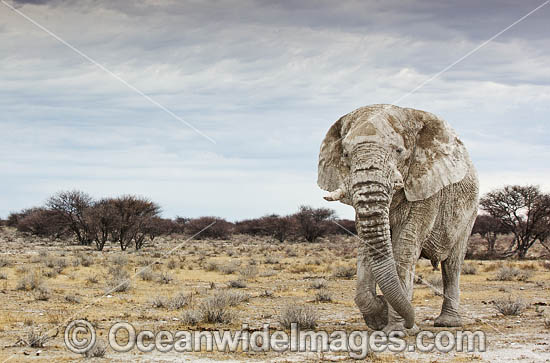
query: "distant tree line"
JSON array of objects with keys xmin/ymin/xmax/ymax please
[
  {"xmin": 3, "ymin": 190, "xmax": 356, "ymax": 251},
  {"xmin": 472, "ymin": 185, "xmax": 550, "ymax": 259}
]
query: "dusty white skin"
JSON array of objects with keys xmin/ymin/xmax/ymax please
[{"xmin": 318, "ymin": 104, "xmax": 479, "ymax": 332}]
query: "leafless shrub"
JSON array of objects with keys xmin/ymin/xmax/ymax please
[
  {"xmin": 84, "ymin": 341, "xmax": 107, "ymax": 358},
  {"xmin": 138, "ymin": 258, "xmax": 154, "ymax": 266},
  {"xmin": 65, "ymin": 294, "xmax": 81, "ymax": 303},
  {"xmin": 200, "ymin": 296, "xmax": 232, "ymax": 324},
  {"xmin": 35, "ymin": 286, "xmax": 51, "ymax": 301},
  {"xmin": 169, "ymin": 292, "xmax": 192, "ymax": 310},
  {"xmin": 150, "ymin": 296, "xmax": 168, "ymax": 308},
  {"xmin": 181, "ymin": 310, "xmax": 201, "ymax": 325},
  {"xmin": 23, "ymin": 328, "xmax": 55, "ymax": 348},
  {"xmin": 309, "ymin": 279, "xmax": 327, "ymax": 290},
  {"xmin": 138, "ymin": 268, "xmax": 154, "ymax": 281},
  {"xmin": 43, "ymin": 257, "xmax": 57, "ymax": 268},
  {"xmin": 16, "ymin": 273, "xmax": 43, "ymax": 291},
  {"xmin": 236, "ymin": 215, "xmax": 295, "ymax": 242},
  {"xmin": 186, "ymin": 217, "xmax": 233, "ymax": 240},
  {"xmin": 260, "ymin": 290, "xmax": 273, "ymax": 298},
  {"xmin": 285, "ymin": 248, "xmax": 297, "ymax": 257},
  {"xmin": 86, "ymin": 275, "xmax": 99, "ymax": 284},
  {"xmin": 204, "ymin": 261, "xmax": 218, "ymax": 272},
  {"xmin": 462, "ymin": 263, "xmax": 478, "ymax": 275},
  {"xmin": 260, "ymin": 269, "xmax": 277, "ymax": 277},
  {"xmin": 215, "ymin": 290, "xmax": 249, "ymax": 306},
  {"xmin": 332, "ymin": 265, "xmax": 356, "ymax": 279},
  {"xmin": 16, "ymin": 208, "xmax": 68, "ymax": 239},
  {"xmin": 516, "ymin": 270, "xmax": 533, "ymax": 282},
  {"xmin": 219, "ymin": 263, "xmax": 238, "ymax": 275},
  {"xmin": 264, "ymin": 256, "xmax": 280, "ymax": 265},
  {"xmin": 79, "ymin": 254, "xmax": 94, "ymax": 267},
  {"xmin": 166, "ymin": 259, "xmax": 177, "ymax": 270},
  {"xmin": 239, "ymin": 265, "xmax": 258, "ymax": 280},
  {"xmin": 540, "ymin": 260, "xmax": 550, "ymax": 271},
  {"xmin": 157, "ymin": 272, "xmax": 173, "ymax": 284},
  {"xmin": 109, "ymin": 267, "xmax": 129, "ymax": 280},
  {"xmin": 228, "ymin": 280, "xmax": 247, "ymax": 288},
  {"xmin": 494, "ymin": 266, "xmax": 531, "ymax": 281},
  {"xmin": 279, "ymin": 305, "xmax": 318, "ymax": 329},
  {"xmin": 112, "ymin": 255, "xmax": 128, "ymax": 267},
  {"xmin": 493, "ymin": 296, "xmax": 527, "ymax": 316},
  {"xmin": 0, "ymin": 272, "xmax": 7, "ymax": 280},
  {"xmin": 307, "ymin": 258, "xmax": 322, "ymax": 266},
  {"xmin": 315, "ymin": 290, "xmax": 332, "ymax": 303},
  {"xmin": 495, "ymin": 266, "xmax": 519, "ymax": 281},
  {"xmin": 293, "ymin": 205, "xmax": 335, "ymax": 242},
  {"xmin": 42, "ymin": 269, "xmax": 58, "ymax": 278},
  {"xmin": 107, "ymin": 275, "xmax": 131, "ymax": 293}
]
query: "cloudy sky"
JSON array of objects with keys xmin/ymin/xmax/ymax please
[{"xmin": 1, "ymin": 0, "xmax": 549, "ymax": 220}]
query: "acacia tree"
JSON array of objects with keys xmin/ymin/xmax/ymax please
[
  {"xmin": 108, "ymin": 195, "xmax": 161, "ymax": 250},
  {"xmin": 87, "ymin": 199, "xmax": 118, "ymax": 251},
  {"xmin": 46, "ymin": 190, "xmax": 94, "ymax": 245},
  {"xmin": 480, "ymin": 185, "xmax": 550, "ymax": 258},
  {"xmin": 261, "ymin": 214, "xmax": 295, "ymax": 242},
  {"xmin": 471, "ymin": 214, "xmax": 508, "ymax": 256},
  {"xmin": 293, "ymin": 205, "xmax": 335, "ymax": 242}
]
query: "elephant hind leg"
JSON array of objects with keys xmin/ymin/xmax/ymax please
[{"xmin": 434, "ymin": 256, "xmax": 463, "ymax": 327}]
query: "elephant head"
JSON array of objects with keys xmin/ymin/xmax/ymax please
[{"xmin": 318, "ymin": 104, "xmax": 469, "ymax": 328}]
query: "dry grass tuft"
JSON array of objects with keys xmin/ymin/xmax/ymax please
[
  {"xmin": 462, "ymin": 263, "xmax": 478, "ymax": 275},
  {"xmin": 332, "ymin": 265, "xmax": 355, "ymax": 279},
  {"xmin": 314, "ymin": 290, "xmax": 332, "ymax": 303},
  {"xmin": 16, "ymin": 273, "xmax": 43, "ymax": 291},
  {"xmin": 279, "ymin": 305, "xmax": 318, "ymax": 329},
  {"xmin": 493, "ymin": 296, "xmax": 527, "ymax": 316}
]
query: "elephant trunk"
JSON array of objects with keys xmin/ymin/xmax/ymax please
[{"xmin": 351, "ymin": 149, "xmax": 415, "ymax": 329}]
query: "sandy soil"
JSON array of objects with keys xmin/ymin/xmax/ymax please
[{"xmin": 0, "ymin": 227, "xmax": 549, "ymax": 362}]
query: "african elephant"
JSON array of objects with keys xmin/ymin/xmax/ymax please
[{"xmin": 318, "ymin": 104, "xmax": 479, "ymax": 332}]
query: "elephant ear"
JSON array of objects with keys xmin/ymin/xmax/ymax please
[
  {"xmin": 404, "ymin": 112, "xmax": 469, "ymax": 201},
  {"xmin": 318, "ymin": 117, "xmax": 345, "ymax": 192}
]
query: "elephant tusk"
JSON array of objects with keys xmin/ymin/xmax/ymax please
[{"xmin": 324, "ymin": 188, "xmax": 344, "ymax": 201}]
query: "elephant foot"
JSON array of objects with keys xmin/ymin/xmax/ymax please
[
  {"xmin": 434, "ymin": 313, "xmax": 462, "ymax": 327},
  {"xmin": 382, "ymin": 322, "xmax": 420, "ymax": 336}
]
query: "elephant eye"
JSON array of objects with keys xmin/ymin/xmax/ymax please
[
  {"xmin": 343, "ymin": 151, "xmax": 349, "ymax": 158},
  {"xmin": 395, "ymin": 147, "xmax": 404, "ymax": 154}
]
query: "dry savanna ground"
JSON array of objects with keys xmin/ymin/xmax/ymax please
[{"xmin": 1, "ymin": 227, "xmax": 550, "ymax": 362}]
